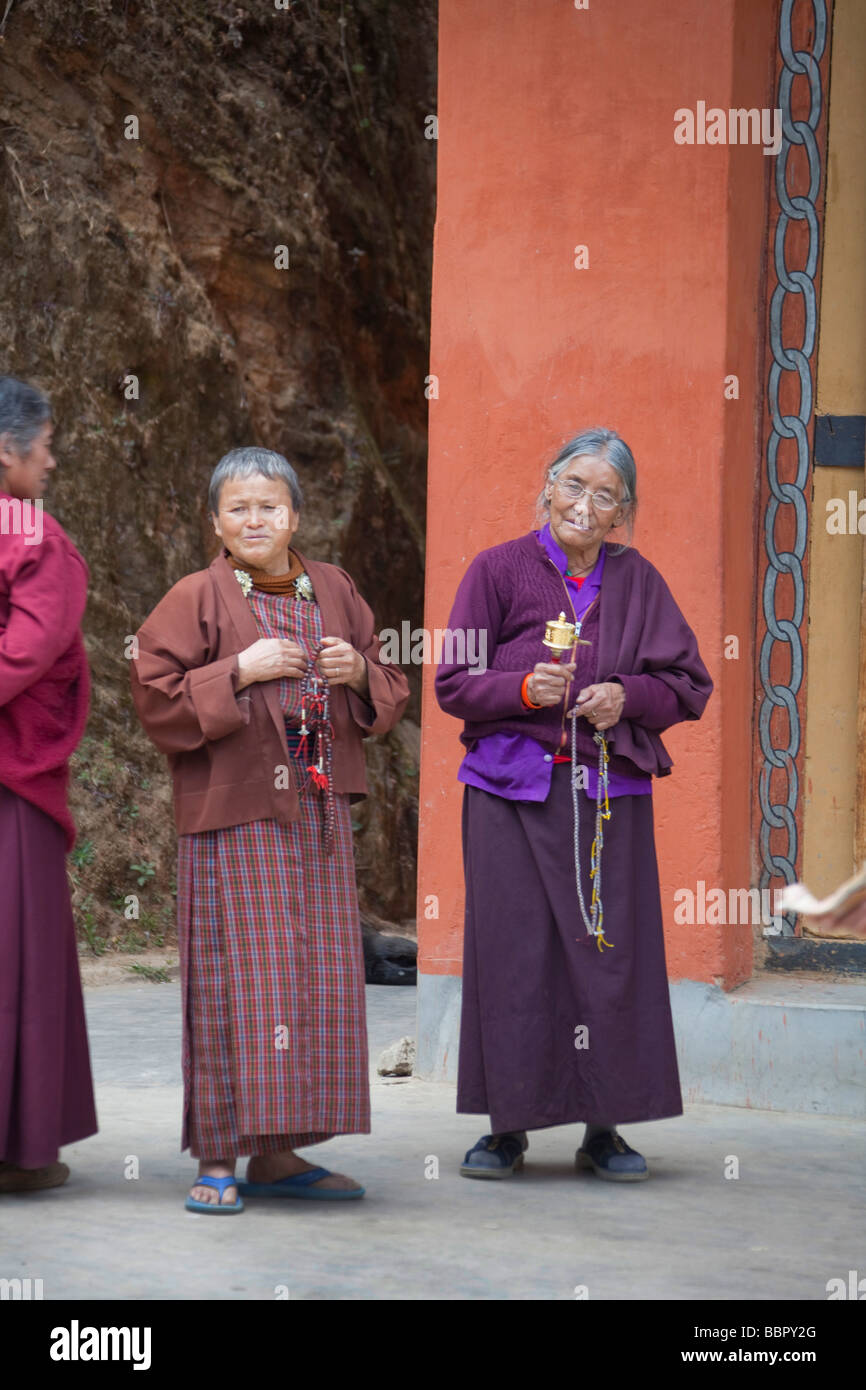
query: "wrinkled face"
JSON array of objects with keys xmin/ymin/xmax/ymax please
[
  {"xmin": 211, "ymin": 473, "xmax": 299, "ymax": 571},
  {"xmin": 544, "ymin": 453, "xmax": 628, "ymax": 557},
  {"xmin": 0, "ymin": 420, "xmax": 56, "ymax": 500}
]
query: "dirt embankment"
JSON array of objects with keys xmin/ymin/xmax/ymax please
[{"xmin": 0, "ymin": 0, "xmax": 436, "ymax": 951}]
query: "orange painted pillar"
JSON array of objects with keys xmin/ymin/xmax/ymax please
[{"xmin": 417, "ymin": 0, "xmax": 777, "ymax": 1075}]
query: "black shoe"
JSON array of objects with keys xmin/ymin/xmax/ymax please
[
  {"xmin": 460, "ymin": 1131, "xmax": 528, "ymax": 1179},
  {"xmin": 575, "ymin": 1131, "xmax": 649, "ymax": 1182}
]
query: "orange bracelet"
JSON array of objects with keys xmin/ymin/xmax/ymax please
[{"xmin": 521, "ymin": 673, "xmax": 542, "ymax": 709}]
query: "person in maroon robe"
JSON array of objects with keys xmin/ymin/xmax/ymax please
[
  {"xmin": 435, "ymin": 427, "xmax": 713, "ymax": 1181},
  {"xmin": 0, "ymin": 376, "xmax": 97, "ymax": 1193}
]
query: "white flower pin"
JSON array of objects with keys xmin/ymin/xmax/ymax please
[{"xmin": 234, "ymin": 568, "xmax": 253, "ymax": 597}]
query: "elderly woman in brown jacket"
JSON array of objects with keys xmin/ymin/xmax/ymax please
[{"xmin": 130, "ymin": 446, "xmax": 409, "ymax": 1213}]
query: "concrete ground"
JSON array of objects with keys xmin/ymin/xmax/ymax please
[{"xmin": 3, "ymin": 979, "xmax": 864, "ymax": 1300}]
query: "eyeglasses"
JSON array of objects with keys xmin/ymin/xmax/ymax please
[{"xmin": 553, "ymin": 479, "xmax": 624, "ymax": 513}]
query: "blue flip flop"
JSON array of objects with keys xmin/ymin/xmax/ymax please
[
  {"xmin": 185, "ymin": 1174, "xmax": 245, "ymax": 1213},
  {"xmin": 237, "ymin": 1166, "xmax": 364, "ymax": 1200}
]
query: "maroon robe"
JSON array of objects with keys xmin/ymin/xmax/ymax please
[{"xmin": 0, "ymin": 500, "xmax": 97, "ymax": 1166}]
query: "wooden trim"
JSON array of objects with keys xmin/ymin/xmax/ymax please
[{"xmin": 855, "ymin": 525, "xmax": 866, "ymax": 868}]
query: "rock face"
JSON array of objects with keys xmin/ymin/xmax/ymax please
[{"xmin": 0, "ymin": 1, "xmax": 435, "ymax": 945}]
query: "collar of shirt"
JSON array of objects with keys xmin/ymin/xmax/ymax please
[{"xmin": 536, "ymin": 521, "xmax": 606, "ymax": 619}]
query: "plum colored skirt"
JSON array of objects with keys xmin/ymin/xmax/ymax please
[
  {"xmin": 457, "ymin": 764, "xmax": 683, "ymax": 1132},
  {"xmin": 0, "ymin": 784, "xmax": 98, "ymax": 1167}
]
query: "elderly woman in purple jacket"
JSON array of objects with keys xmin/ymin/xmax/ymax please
[{"xmin": 434, "ymin": 427, "xmax": 713, "ymax": 1182}]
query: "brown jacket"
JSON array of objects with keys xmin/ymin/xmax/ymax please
[{"xmin": 130, "ymin": 548, "xmax": 410, "ymax": 835}]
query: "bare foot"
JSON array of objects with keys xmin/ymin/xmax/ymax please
[
  {"xmin": 189, "ymin": 1159, "xmax": 238, "ymax": 1206},
  {"xmin": 246, "ymin": 1150, "xmax": 361, "ymax": 1192}
]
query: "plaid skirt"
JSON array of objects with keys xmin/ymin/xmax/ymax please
[{"xmin": 176, "ymin": 590, "xmax": 370, "ymax": 1157}]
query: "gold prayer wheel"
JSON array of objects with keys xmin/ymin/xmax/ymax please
[{"xmin": 542, "ymin": 611, "xmax": 577, "ymax": 656}]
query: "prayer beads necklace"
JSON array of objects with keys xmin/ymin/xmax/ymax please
[
  {"xmin": 298, "ymin": 665, "xmax": 336, "ymax": 855},
  {"xmin": 569, "ymin": 708, "xmax": 614, "ymax": 951}
]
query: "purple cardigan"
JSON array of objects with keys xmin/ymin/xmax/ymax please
[
  {"xmin": 456, "ymin": 525, "xmax": 651, "ymax": 799},
  {"xmin": 434, "ymin": 530, "xmax": 713, "ymax": 782}
]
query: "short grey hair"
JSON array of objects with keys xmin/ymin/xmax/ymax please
[
  {"xmin": 208, "ymin": 446, "xmax": 303, "ymax": 516},
  {"xmin": 536, "ymin": 426, "xmax": 637, "ymax": 552},
  {"xmin": 0, "ymin": 376, "xmax": 52, "ymax": 455}
]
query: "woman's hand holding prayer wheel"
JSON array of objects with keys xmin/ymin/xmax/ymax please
[
  {"xmin": 236, "ymin": 637, "xmax": 308, "ymax": 690},
  {"xmin": 574, "ymin": 680, "xmax": 626, "ymax": 731},
  {"xmin": 526, "ymin": 660, "xmax": 576, "ymax": 707}
]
